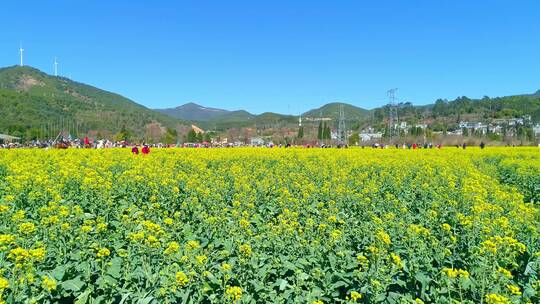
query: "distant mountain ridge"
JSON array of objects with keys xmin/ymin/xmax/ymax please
[
  {"xmin": 1, "ymin": 65, "xmax": 539, "ymax": 139},
  {"xmin": 155, "ymin": 101, "xmax": 371, "ymax": 127},
  {"xmin": 154, "ymin": 102, "xmax": 231, "ymax": 121},
  {"xmin": 158, "ymin": 90, "xmax": 540, "ymax": 131}
]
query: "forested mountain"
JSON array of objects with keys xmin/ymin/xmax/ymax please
[
  {"xmin": 156, "ymin": 104, "xmax": 297, "ymax": 131},
  {"xmin": 198, "ymin": 111, "xmax": 297, "ymax": 131},
  {"xmin": 1, "ymin": 65, "xmax": 538, "ymax": 142},
  {"xmin": 154, "ymin": 102, "xmax": 231, "ymax": 121},
  {"xmin": 303, "ymin": 102, "xmax": 370, "ymax": 121},
  {"xmin": 0, "ymin": 66, "xmax": 181, "ymax": 139},
  {"xmin": 158, "ymin": 101, "xmax": 368, "ymax": 130}
]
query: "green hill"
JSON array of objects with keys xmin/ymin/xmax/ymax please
[
  {"xmin": 303, "ymin": 102, "xmax": 370, "ymax": 121},
  {"xmin": 199, "ymin": 102, "xmax": 370, "ymax": 131},
  {"xmin": 199, "ymin": 111, "xmax": 297, "ymax": 130},
  {"xmin": 0, "ymin": 66, "xmax": 181, "ymax": 140},
  {"xmin": 360, "ymin": 93, "xmax": 540, "ymax": 132},
  {"xmin": 415, "ymin": 94, "xmax": 540, "ymax": 122}
]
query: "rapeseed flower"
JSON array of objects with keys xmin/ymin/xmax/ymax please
[
  {"xmin": 485, "ymin": 294, "xmax": 510, "ymax": 304},
  {"xmin": 164, "ymin": 241, "xmax": 180, "ymax": 255},
  {"xmin": 176, "ymin": 271, "xmax": 189, "ymax": 287},
  {"xmin": 18, "ymin": 222, "xmax": 36, "ymax": 235},
  {"xmin": 226, "ymin": 286, "xmax": 242, "ymax": 302},
  {"xmin": 41, "ymin": 276, "xmax": 57, "ymax": 292},
  {"xmin": 239, "ymin": 244, "xmax": 252, "ymax": 257},
  {"xmin": 96, "ymin": 247, "xmax": 110, "ymax": 258}
]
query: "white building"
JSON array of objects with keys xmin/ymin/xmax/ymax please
[
  {"xmin": 359, "ymin": 132, "xmax": 383, "ymax": 142},
  {"xmin": 0, "ymin": 134, "xmax": 20, "ymax": 144},
  {"xmin": 250, "ymin": 137, "xmax": 265, "ymax": 146}
]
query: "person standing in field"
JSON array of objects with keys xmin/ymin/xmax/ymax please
[
  {"xmin": 142, "ymin": 145, "xmax": 150, "ymax": 155},
  {"xmin": 132, "ymin": 145, "xmax": 139, "ymax": 155}
]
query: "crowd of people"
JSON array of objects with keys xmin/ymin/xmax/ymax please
[
  {"xmin": 0, "ymin": 136, "xmax": 169, "ymax": 150},
  {"xmin": 364, "ymin": 141, "xmax": 490, "ymax": 150},
  {"xmin": 3, "ymin": 133, "xmax": 539, "ymax": 150}
]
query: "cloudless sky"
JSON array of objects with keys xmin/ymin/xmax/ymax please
[{"xmin": 1, "ymin": 1, "xmax": 539, "ymax": 114}]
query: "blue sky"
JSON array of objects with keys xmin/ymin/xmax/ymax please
[{"xmin": 0, "ymin": 1, "xmax": 539, "ymax": 114}]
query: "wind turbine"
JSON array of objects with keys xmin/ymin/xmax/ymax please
[
  {"xmin": 54, "ymin": 57, "xmax": 58, "ymax": 76},
  {"xmin": 19, "ymin": 43, "xmax": 24, "ymax": 66}
]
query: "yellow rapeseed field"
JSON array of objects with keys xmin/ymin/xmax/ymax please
[{"xmin": 0, "ymin": 147, "xmax": 539, "ymax": 303}]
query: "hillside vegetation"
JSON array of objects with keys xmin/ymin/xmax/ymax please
[
  {"xmin": 303, "ymin": 102, "xmax": 370, "ymax": 121},
  {"xmin": 0, "ymin": 66, "xmax": 181, "ymax": 139}
]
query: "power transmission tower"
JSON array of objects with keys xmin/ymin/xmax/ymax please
[
  {"xmin": 387, "ymin": 88, "xmax": 399, "ymax": 139},
  {"xmin": 338, "ymin": 104, "xmax": 347, "ymax": 144}
]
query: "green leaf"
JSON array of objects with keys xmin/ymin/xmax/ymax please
[
  {"xmin": 74, "ymin": 289, "xmax": 91, "ymax": 304},
  {"xmin": 414, "ymin": 272, "xmax": 431, "ymax": 286},
  {"xmin": 52, "ymin": 265, "xmax": 66, "ymax": 281},
  {"xmin": 137, "ymin": 297, "xmax": 155, "ymax": 304},
  {"xmin": 107, "ymin": 257, "xmax": 122, "ymax": 278},
  {"xmin": 297, "ymin": 272, "xmax": 309, "ymax": 281},
  {"xmin": 118, "ymin": 294, "xmax": 132, "ymax": 304},
  {"xmin": 62, "ymin": 277, "xmax": 85, "ymax": 292}
]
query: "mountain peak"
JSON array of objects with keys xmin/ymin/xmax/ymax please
[
  {"xmin": 1, "ymin": 65, "xmax": 41, "ymax": 72},
  {"xmin": 155, "ymin": 102, "xmax": 231, "ymax": 121},
  {"xmin": 183, "ymin": 102, "xmax": 203, "ymax": 107}
]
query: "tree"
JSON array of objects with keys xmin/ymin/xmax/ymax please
[
  {"xmin": 526, "ymin": 128, "xmax": 534, "ymax": 142},
  {"xmin": 317, "ymin": 122, "xmax": 323, "ymax": 140},
  {"xmin": 186, "ymin": 129, "xmax": 197, "ymax": 142},
  {"xmin": 323, "ymin": 123, "xmax": 331, "ymax": 140},
  {"xmin": 409, "ymin": 126, "xmax": 416, "ymax": 137},
  {"xmin": 114, "ymin": 125, "xmax": 130, "ymax": 142},
  {"xmin": 517, "ymin": 126, "xmax": 525, "ymax": 139},
  {"xmin": 161, "ymin": 128, "xmax": 177, "ymax": 145},
  {"xmin": 374, "ymin": 108, "xmax": 384, "ymax": 121},
  {"xmin": 383, "ymin": 126, "xmax": 390, "ymax": 138},
  {"xmin": 204, "ymin": 133, "xmax": 212, "ymax": 143},
  {"xmin": 348, "ymin": 132, "xmax": 359, "ymax": 145},
  {"xmin": 145, "ymin": 123, "xmax": 163, "ymax": 143},
  {"xmin": 462, "ymin": 127, "xmax": 469, "ymax": 137},
  {"xmin": 433, "ymin": 99, "xmax": 447, "ymax": 117},
  {"xmin": 196, "ymin": 132, "xmax": 203, "ymax": 143},
  {"xmin": 297, "ymin": 126, "xmax": 304, "ymax": 139}
]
